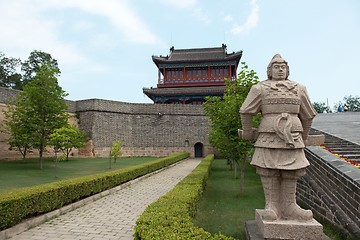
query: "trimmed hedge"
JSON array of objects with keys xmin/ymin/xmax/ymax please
[
  {"xmin": 0, "ymin": 152, "xmax": 190, "ymax": 231},
  {"xmin": 134, "ymin": 154, "xmax": 235, "ymax": 240}
]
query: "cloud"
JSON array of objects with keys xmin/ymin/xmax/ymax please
[
  {"xmin": 43, "ymin": 0, "xmax": 163, "ymax": 45},
  {"xmin": 157, "ymin": 0, "xmax": 198, "ymax": 9},
  {"xmin": 223, "ymin": 15, "xmax": 234, "ymax": 22},
  {"xmin": 192, "ymin": 7, "xmax": 211, "ymax": 24},
  {"xmin": 0, "ymin": 1, "xmax": 87, "ymax": 64},
  {"xmin": 230, "ymin": 0, "xmax": 259, "ymax": 35},
  {"xmin": 156, "ymin": 0, "xmax": 210, "ymax": 24},
  {"xmin": 0, "ymin": 0, "xmax": 163, "ymax": 76}
]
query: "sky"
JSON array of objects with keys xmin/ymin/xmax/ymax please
[{"xmin": 1, "ymin": 0, "xmax": 359, "ymax": 109}]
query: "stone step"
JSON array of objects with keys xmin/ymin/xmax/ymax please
[
  {"xmin": 323, "ymin": 143, "xmax": 359, "ymax": 147},
  {"xmin": 329, "ymin": 147, "xmax": 360, "ymax": 151},
  {"xmin": 342, "ymin": 154, "xmax": 360, "ymax": 159},
  {"xmin": 330, "ymin": 151, "xmax": 360, "ymax": 154}
]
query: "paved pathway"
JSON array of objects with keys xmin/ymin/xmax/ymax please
[
  {"xmin": 8, "ymin": 158, "xmax": 201, "ymax": 240},
  {"xmin": 312, "ymin": 112, "xmax": 360, "ymax": 145}
]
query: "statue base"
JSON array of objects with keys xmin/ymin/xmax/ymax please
[{"xmin": 244, "ymin": 209, "xmax": 328, "ymax": 240}]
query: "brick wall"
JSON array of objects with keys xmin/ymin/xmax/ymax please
[
  {"xmin": 76, "ymin": 99, "xmax": 213, "ymax": 157},
  {"xmin": 0, "ymin": 88, "xmax": 213, "ymax": 158},
  {"xmin": 0, "ymin": 87, "xmax": 20, "ymax": 104},
  {"xmin": 0, "ymin": 87, "xmax": 76, "ymax": 113},
  {"xmin": 0, "ymin": 87, "xmax": 77, "ymax": 159},
  {"xmin": 299, "ymin": 146, "xmax": 360, "ymax": 237}
]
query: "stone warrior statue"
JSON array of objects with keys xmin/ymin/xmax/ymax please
[{"xmin": 239, "ymin": 54, "xmax": 317, "ymax": 222}]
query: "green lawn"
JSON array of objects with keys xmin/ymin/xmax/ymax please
[
  {"xmin": 193, "ymin": 159, "xmax": 357, "ymax": 240},
  {"xmin": 193, "ymin": 159, "xmax": 264, "ymax": 240},
  {"xmin": 0, "ymin": 157, "xmax": 158, "ymax": 194}
]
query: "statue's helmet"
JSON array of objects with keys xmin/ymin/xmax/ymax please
[{"xmin": 267, "ymin": 54, "xmax": 290, "ymax": 79}]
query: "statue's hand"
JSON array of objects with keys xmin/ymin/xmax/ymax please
[
  {"xmin": 239, "ymin": 128, "xmax": 258, "ymax": 141},
  {"xmin": 242, "ymin": 130, "xmax": 253, "ymax": 140}
]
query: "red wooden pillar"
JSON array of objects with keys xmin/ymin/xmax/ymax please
[
  {"xmin": 207, "ymin": 65, "xmax": 211, "ymax": 83},
  {"xmin": 229, "ymin": 65, "xmax": 232, "ymax": 79}
]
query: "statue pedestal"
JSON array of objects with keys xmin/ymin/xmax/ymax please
[{"xmin": 245, "ymin": 209, "xmax": 326, "ymax": 240}]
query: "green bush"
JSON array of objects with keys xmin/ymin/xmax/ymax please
[
  {"xmin": 134, "ymin": 154, "xmax": 235, "ymax": 240},
  {"xmin": 0, "ymin": 152, "xmax": 189, "ymax": 230}
]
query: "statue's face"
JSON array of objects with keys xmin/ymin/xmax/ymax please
[{"xmin": 271, "ymin": 63, "xmax": 287, "ymax": 80}]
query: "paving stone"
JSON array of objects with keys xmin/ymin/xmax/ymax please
[{"xmin": 6, "ymin": 158, "xmax": 201, "ymax": 240}]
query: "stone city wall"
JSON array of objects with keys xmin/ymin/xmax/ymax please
[
  {"xmin": 0, "ymin": 103, "xmax": 79, "ymax": 159},
  {"xmin": 299, "ymin": 146, "xmax": 360, "ymax": 238},
  {"xmin": 0, "ymin": 87, "xmax": 214, "ymax": 158},
  {"xmin": 0, "ymin": 87, "xmax": 77, "ymax": 113},
  {"xmin": 0, "ymin": 87, "xmax": 78, "ymax": 159},
  {"xmin": 75, "ymin": 99, "xmax": 213, "ymax": 157}
]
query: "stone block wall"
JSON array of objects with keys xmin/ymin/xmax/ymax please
[
  {"xmin": 76, "ymin": 99, "xmax": 213, "ymax": 157},
  {"xmin": 0, "ymin": 88, "xmax": 213, "ymax": 159},
  {"xmin": 298, "ymin": 146, "xmax": 360, "ymax": 237},
  {"xmin": 0, "ymin": 86, "xmax": 76, "ymax": 113},
  {"xmin": 0, "ymin": 87, "xmax": 20, "ymax": 104},
  {"xmin": 0, "ymin": 87, "xmax": 78, "ymax": 159}
]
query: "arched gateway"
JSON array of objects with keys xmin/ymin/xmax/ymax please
[{"xmin": 194, "ymin": 142, "xmax": 203, "ymax": 158}]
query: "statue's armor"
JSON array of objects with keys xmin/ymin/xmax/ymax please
[
  {"xmin": 256, "ymin": 80, "xmax": 304, "ymax": 149},
  {"xmin": 239, "ymin": 54, "xmax": 317, "ymax": 223},
  {"xmin": 240, "ymin": 79, "xmax": 317, "ymax": 170}
]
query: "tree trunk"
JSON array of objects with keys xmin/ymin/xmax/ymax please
[
  {"xmin": 39, "ymin": 148, "xmax": 43, "ymax": 169},
  {"xmin": 234, "ymin": 160, "xmax": 237, "ymax": 179},
  {"xmin": 239, "ymin": 155, "xmax": 247, "ymax": 194},
  {"xmin": 20, "ymin": 146, "xmax": 27, "ymax": 160},
  {"xmin": 39, "ymin": 130, "xmax": 45, "ymax": 169},
  {"xmin": 39, "ymin": 137, "xmax": 44, "ymax": 169},
  {"xmin": 228, "ymin": 159, "xmax": 233, "ymax": 170},
  {"xmin": 66, "ymin": 149, "xmax": 71, "ymax": 161}
]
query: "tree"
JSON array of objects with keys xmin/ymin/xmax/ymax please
[
  {"xmin": 343, "ymin": 95, "xmax": 360, "ymax": 112},
  {"xmin": 4, "ymin": 64, "xmax": 68, "ymax": 168},
  {"xmin": 203, "ymin": 62, "xmax": 260, "ymax": 193},
  {"xmin": 0, "ymin": 52, "xmax": 22, "ymax": 89},
  {"xmin": 110, "ymin": 140, "xmax": 122, "ymax": 163},
  {"xmin": 2, "ymin": 102, "xmax": 33, "ymax": 160},
  {"xmin": 313, "ymin": 102, "xmax": 330, "ymax": 113},
  {"xmin": 21, "ymin": 50, "xmax": 60, "ymax": 89},
  {"xmin": 50, "ymin": 124, "xmax": 88, "ymax": 161}
]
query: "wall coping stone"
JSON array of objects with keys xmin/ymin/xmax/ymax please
[
  {"xmin": 75, "ymin": 98, "xmax": 205, "ymax": 115},
  {"xmin": 306, "ymin": 146, "xmax": 360, "ymax": 185}
]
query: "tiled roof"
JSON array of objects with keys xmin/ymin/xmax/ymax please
[
  {"xmin": 143, "ymin": 86, "xmax": 226, "ymax": 97},
  {"xmin": 152, "ymin": 44, "xmax": 242, "ymax": 65}
]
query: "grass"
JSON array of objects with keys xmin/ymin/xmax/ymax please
[
  {"xmin": 193, "ymin": 159, "xmax": 264, "ymax": 240},
  {"xmin": 193, "ymin": 159, "xmax": 358, "ymax": 240},
  {"xmin": 0, "ymin": 156, "xmax": 158, "ymax": 194}
]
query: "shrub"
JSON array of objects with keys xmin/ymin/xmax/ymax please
[
  {"xmin": 0, "ymin": 152, "xmax": 190, "ymax": 230},
  {"xmin": 134, "ymin": 154, "xmax": 235, "ymax": 240}
]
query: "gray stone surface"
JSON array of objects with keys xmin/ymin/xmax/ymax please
[
  {"xmin": 245, "ymin": 220, "xmax": 330, "ymax": 240},
  {"xmin": 255, "ymin": 210, "xmax": 323, "ymax": 240},
  {"xmin": 312, "ymin": 112, "xmax": 360, "ymax": 145},
  {"xmin": 0, "ymin": 87, "xmax": 213, "ymax": 159},
  {"xmin": 4, "ymin": 158, "xmax": 201, "ymax": 240}
]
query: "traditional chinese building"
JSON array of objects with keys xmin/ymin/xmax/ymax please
[{"xmin": 143, "ymin": 44, "xmax": 242, "ymax": 104}]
